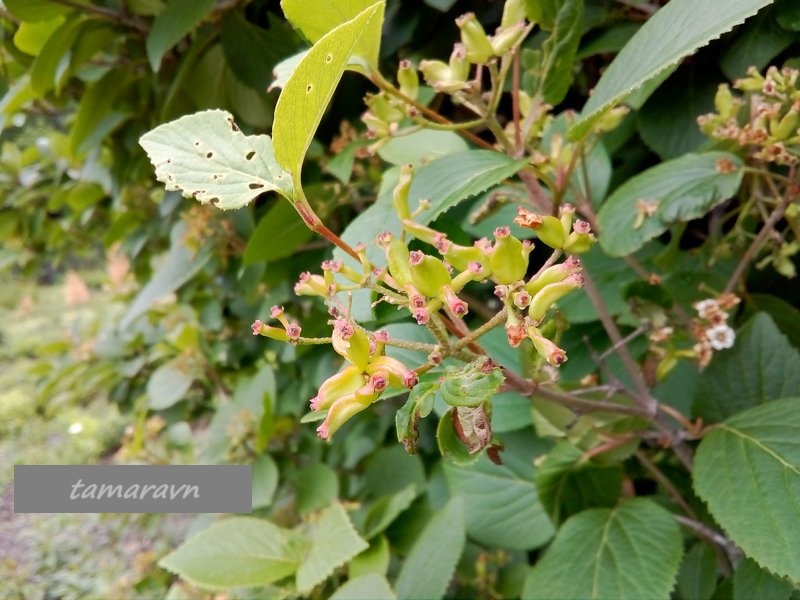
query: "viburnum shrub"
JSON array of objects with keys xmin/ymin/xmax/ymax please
[{"xmin": 139, "ymin": 0, "xmax": 800, "ymax": 597}]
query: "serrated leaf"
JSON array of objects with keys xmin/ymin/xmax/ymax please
[
  {"xmin": 534, "ymin": 440, "xmax": 623, "ymax": 524},
  {"xmin": 693, "ymin": 397, "xmax": 800, "ymax": 582},
  {"xmin": 331, "ymin": 574, "xmax": 396, "ymax": 600},
  {"xmin": 733, "ymin": 557, "xmax": 794, "ymax": 600},
  {"xmin": 439, "ymin": 358, "xmax": 505, "ymax": 408},
  {"xmin": 409, "ymin": 150, "xmax": 527, "ymax": 226},
  {"xmin": 147, "ymin": 359, "xmax": 194, "ymax": 410},
  {"xmin": 146, "ymin": 0, "xmax": 215, "ymax": 72},
  {"xmin": 158, "ymin": 517, "xmax": 303, "ymax": 590},
  {"xmin": 597, "ymin": 152, "xmax": 743, "ymax": 257},
  {"xmin": 394, "ymin": 497, "xmax": 465, "ymax": 600},
  {"xmin": 445, "ymin": 454, "xmax": 554, "ymax": 550},
  {"xmin": 140, "ymin": 110, "xmax": 292, "ymax": 210},
  {"xmin": 296, "ymin": 503, "xmax": 369, "ymax": 593},
  {"xmin": 522, "ymin": 498, "xmax": 683, "ymax": 599},
  {"xmin": 244, "ymin": 199, "xmax": 314, "ymax": 264},
  {"xmin": 570, "ymin": 0, "xmax": 773, "ymax": 140},
  {"xmin": 281, "ymin": 0, "xmax": 382, "ymax": 69},
  {"xmin": 349, "ymin": 536, "xmax": 391, "ymax": 578},
  {"xmin": 273, "ymin": 2, "xmax": 384, "ymax": 188},
  {"xmin": 693, "ymin": 313, "xmax": 800, "ymax": 422}
]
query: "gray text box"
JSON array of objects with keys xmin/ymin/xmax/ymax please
[{"xmin": 14, "ymin": 465, "xmax": 252, "ymax": 513}]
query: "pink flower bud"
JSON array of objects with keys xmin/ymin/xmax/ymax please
[
  {"xmin": 286, "ymin": 323, "xmax": 302, "ymax": 340},
  {"xmin": 270, "ymin": 305, "xmax": 285, "ymax": 319},
  {"xmin": 494, "ymin": 226, "xmax": 511, "ymax": 239},
  {"xmin": 573, "ymin": 220, "xmax": 591, "ymax": 235},
  {"xmin": 444, "ymin": 287, "xmax": 469, "ymax": 317},
  {"xmin": 413, "ymin": 307, "xmax": 430, "ymax": 324},
  {"xmin": 334, "ymin": 319, "xmax": 355, "ymax": 339},
  {"xmin": 494, "ymin": 284, "xmax": 509, "ymax": 299},
  {"xmin": 370, "ymin": 371, "xmax": 389, "ymax": 392},
  {"xmin": 410, "ymin": 293, "xmax": 427, "ymax": 309},
  {"xmin": 514, "ymin": 207, "xmax": 544, "ymax": 229},
  {"xmin": 513, "ymin": 291, "xmax": 531, "ymax": 309},
  {"xmin": 251, "ymin": 320, "xmax": 265, "ymax": 335},
  {"xmin": 468, "ymin": 261, "xmax": 483, "ymax": 274},
  {"xmin": 373, "ymin": 329, "xmax": 390, "ymax": 343},
  {"xmin": 403, "ymin": 370, "xmax": 420, "ymax": 388},
  {"xmin": 321, "ymin": 259, "xmax": 342, "ymax": 272},
  {"xmin": 377, "ymin": 231, "xmax": 393, "ymax": 247},
  {"xmin": 506, "ymin": 323, "xmax": 527, "ymax": 348},
  {"xmin": 409, "ymin": 250, "xmax": 424, "ymax": 266},
  {"xmin": 434, "ymin": 233, "xmax": 451, "ymax": 253}
]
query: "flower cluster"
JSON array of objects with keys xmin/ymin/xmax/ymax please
[
  {"xmin": 698, "ymin": 66, "xmax": 800, "ymax": 165},
  {"xmin": 690, "ymin": 294, "xmax": 740, "ymax": 367},
  {"xmin": 250, "ymin": 162, "xmax": 594, "ymax": 440}
]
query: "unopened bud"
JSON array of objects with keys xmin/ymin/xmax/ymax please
[
  {"xmin": 489, "ymin": 228, "xmax": 530, "ymax": 284},
  {"xmin": 501, "ymin": 0, "xmax": 526, "ymax": 28},
  {"xmin": 403, "ymin": 370, "xmax": 420, "ymax": 388},
  {"xmin": 409, "ymin": 251, "xmax": 452, "ymax": 297},
  {"xmin": 398, "ymin": 59, "xmax": 419, "ymax": 100},
  {"xmin": 528, "ymin": 272, "xmax": 584, "ymax": 324},
  {"xmin": 316, "ymin": 383, "xmax": 380, "ymax": 441},
  {"xmin": 490, "ymin": 21, "xmax": 527, "ymax": 56},
  {"xmin": 366, "ymin": 355, "xmax": 411, "ymax": 388},
  {"xmin": 455, "ymin": 13, "xmax": 494, "ymax": 64},
  {"xmin": 533, "ymin": 215, "xmax": 567, "ymax": 249},
  {"xmin": 442, "ymin": 286, "xmax": 469, "ymax": 317},
  {"xmin": 332, "ymin": 319, "xmax": 371, "ymax": 370},
  {"xmin": 393, "ymin": 164, "xmax": 414, "ymax": 220},
  {"xmin": 528, "ymin": 327, "xmax": 568, "ymax": 366},
  {"xmin": 310, "ymin": 364, "xmax": 367, "ymax": 411},
  {"xmin": 512, "ymin": 290, "xmax": 531, "ymax": 309},
  {"xmin": 525, "ymin": 256, "xmax": 581, "ymax": 296}
]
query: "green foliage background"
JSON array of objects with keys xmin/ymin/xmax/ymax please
[{"xmin": 2, "ymin": 0, "xmax": 800, "ymax": 598}]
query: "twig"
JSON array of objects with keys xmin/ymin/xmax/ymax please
[
  {"xmin": 723, "ymin": 175, "xmax": 797, "ymax": 294},
  {"xmin": 451, "ymin": 308, "xmax": 507, "ymax": 353},
  {"xmin": 675, "ymin": 515, "xmax": 739, "ymax": 576}
]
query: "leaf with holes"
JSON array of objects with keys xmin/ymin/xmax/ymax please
[
  {"xmin": 139, "ymin": 109, "xmax": 292, "ymax": 210},
  {"xmin": 522, "ymin": 498, "xmax": 683, "ymax": 599},
  {"xmin": 569, "ymin": 0, "xmax": 773, "ymax": 140},
  {"xmin": 694, "ymin": 397, "xmax": 800, "ymax": 582},
  {"xmin": 273, "ymin": 1, "xmax": 385, "ymax": 188},
  {"xmin": 281, "ymin": 0, "xmax": 383, "ymax": 70},
  {"xmin": 597, "ymin": 152, "xmax": 743, "ymax": 257}
]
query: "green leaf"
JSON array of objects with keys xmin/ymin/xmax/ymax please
[
  {"xmin": 244, "ymin": 200, "xmax": 314, "ymax": 264},
  {"xmin": 597, "ymin": 152, "xmax": 743, "ymax": 257},
  {"xmin": 269, "ymin": 50, "xmax": 309, "ymax": 92},
  {"xmin": 221, "ymin": 11, "xmax": 298, "ymax": 91},
  {"xmin": 140, "ymin": 110, "xmax": 292, "ymax": 210},
  {"xmin": 361, "ymin": 484, "xmax": 417, "ymax": 539},
  {"xmin": 396, "ymin": 382, "xmax": 438, "ymax": 453},
  {"xmin": 522, "ymin": 498, "xmax": 683, "ymax": 600},
  {"xmin": 733, "ymin": 557, "xmax": 794, "ymax": 600},
  {"xmin": 158, "ymin": 517, "xmax": 302, "ymax": 589},
  {"xmin": 273, "ymin": 2, "xmax": 385, "ymax": 188},
  {"xmin": 534, "ymin": 441, "xmax": 623, "ymax": 524},
  {"xmin": 294, "ymin": 463, "xmax": 340, "ymax": 515},
  {"xmin": 252, "ymin": 454, "xmax": 279, "ymax": 510},
  {"xmin": 377, "ymin": 129, "xmax": 469, "ymax": 167},
  {"xmin": 538, "ymin": 0, "xmax": 584, "ymax": 105},
  {"xmin": 693, "ymin": 313, "xmax": 800, "ymax": 422},
  {"xmin": 296, "ymin": 503, "xmax": 369, "ymax": 594},
  {"xmin": 364, "ymin": 445, "xmax": 426, "ymax": 497},
  {"xmin": 637, "ymin": 69, "xmax": 718, "ymax": 160},
  {"xmin": 409, "ymin": 150, "xmax": 528, "ymax": 226},
  {"xmin": 120, "ymin": 222, "xmax": 212, "ymax": 329},
  {"xmin": 677, "ymin": 542, "xmax": 718, "ymax": 600},
  {"xmin": 746, "ymin": 294, "xmax": 800, "ymax": 350},
  {"xmin": 146, "ymin": 0, "xmax": 215, "ymax": 72},
  {"xmin": 281, "ymin": 0, "xmax": 383, "ymax": 69},
  {"xmin": 13, "ymin": 17, "xmax": 65, "ymax": 56},
  {"xmin": 349, "ymin": 536, "xmax": 391, "ymax": 578},
  {"xmin": 720, "ymin": 6, "xmax": 795, "ymax": 80},
  {"xmin": 523, "ymin": 0, "xmax": 561, "ymax": 30},
  {"xmin": 70, "ymin": 69, "xmax": 134, "ymax": 156},
  {"xmin": 29, "ymin": 15, "xmax": 85, "ymax": 96},
  {"xmin": 394, "ymin": 497, "xmax": 466, "ymax": 600},
  {"xmin": 570, "ymin": 0, "xmax": 773, "ymax": 140},
  {"xmin": 445, "ymin": 454, "xmax": 554, "ymax": 550},
  {"xmin": 439, "ymin": 357, "xmax": 505, "ymax": 408},
  {"xmin": 776, "ymin": 0, "xmax": 800, "ymax": 31},
  {"xmin": 147, "ymin": 359, "xmax": 194, "ymax": 410},
  {"xmin": 331, "ymin": 574, "xmax": 396, "ymax": 600},
  {"xmin": 693, "ymin": 397, "xmax": 800, "ymax": 582},
  {"xmin": 5, "ymin": 0, "xmax": 73, "ymax": 21}
]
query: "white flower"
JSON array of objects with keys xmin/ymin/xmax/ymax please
[
  {"xmin": 68, "ymin": 422, "xmax": 84, "ymax": 435},
  {"xmin": 706, "ymin": 325, "xmax": 735, "ymax": 350},
  {"xmin": 694, "ymin": 299, "xmax": 720, "ymax": 319}
]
